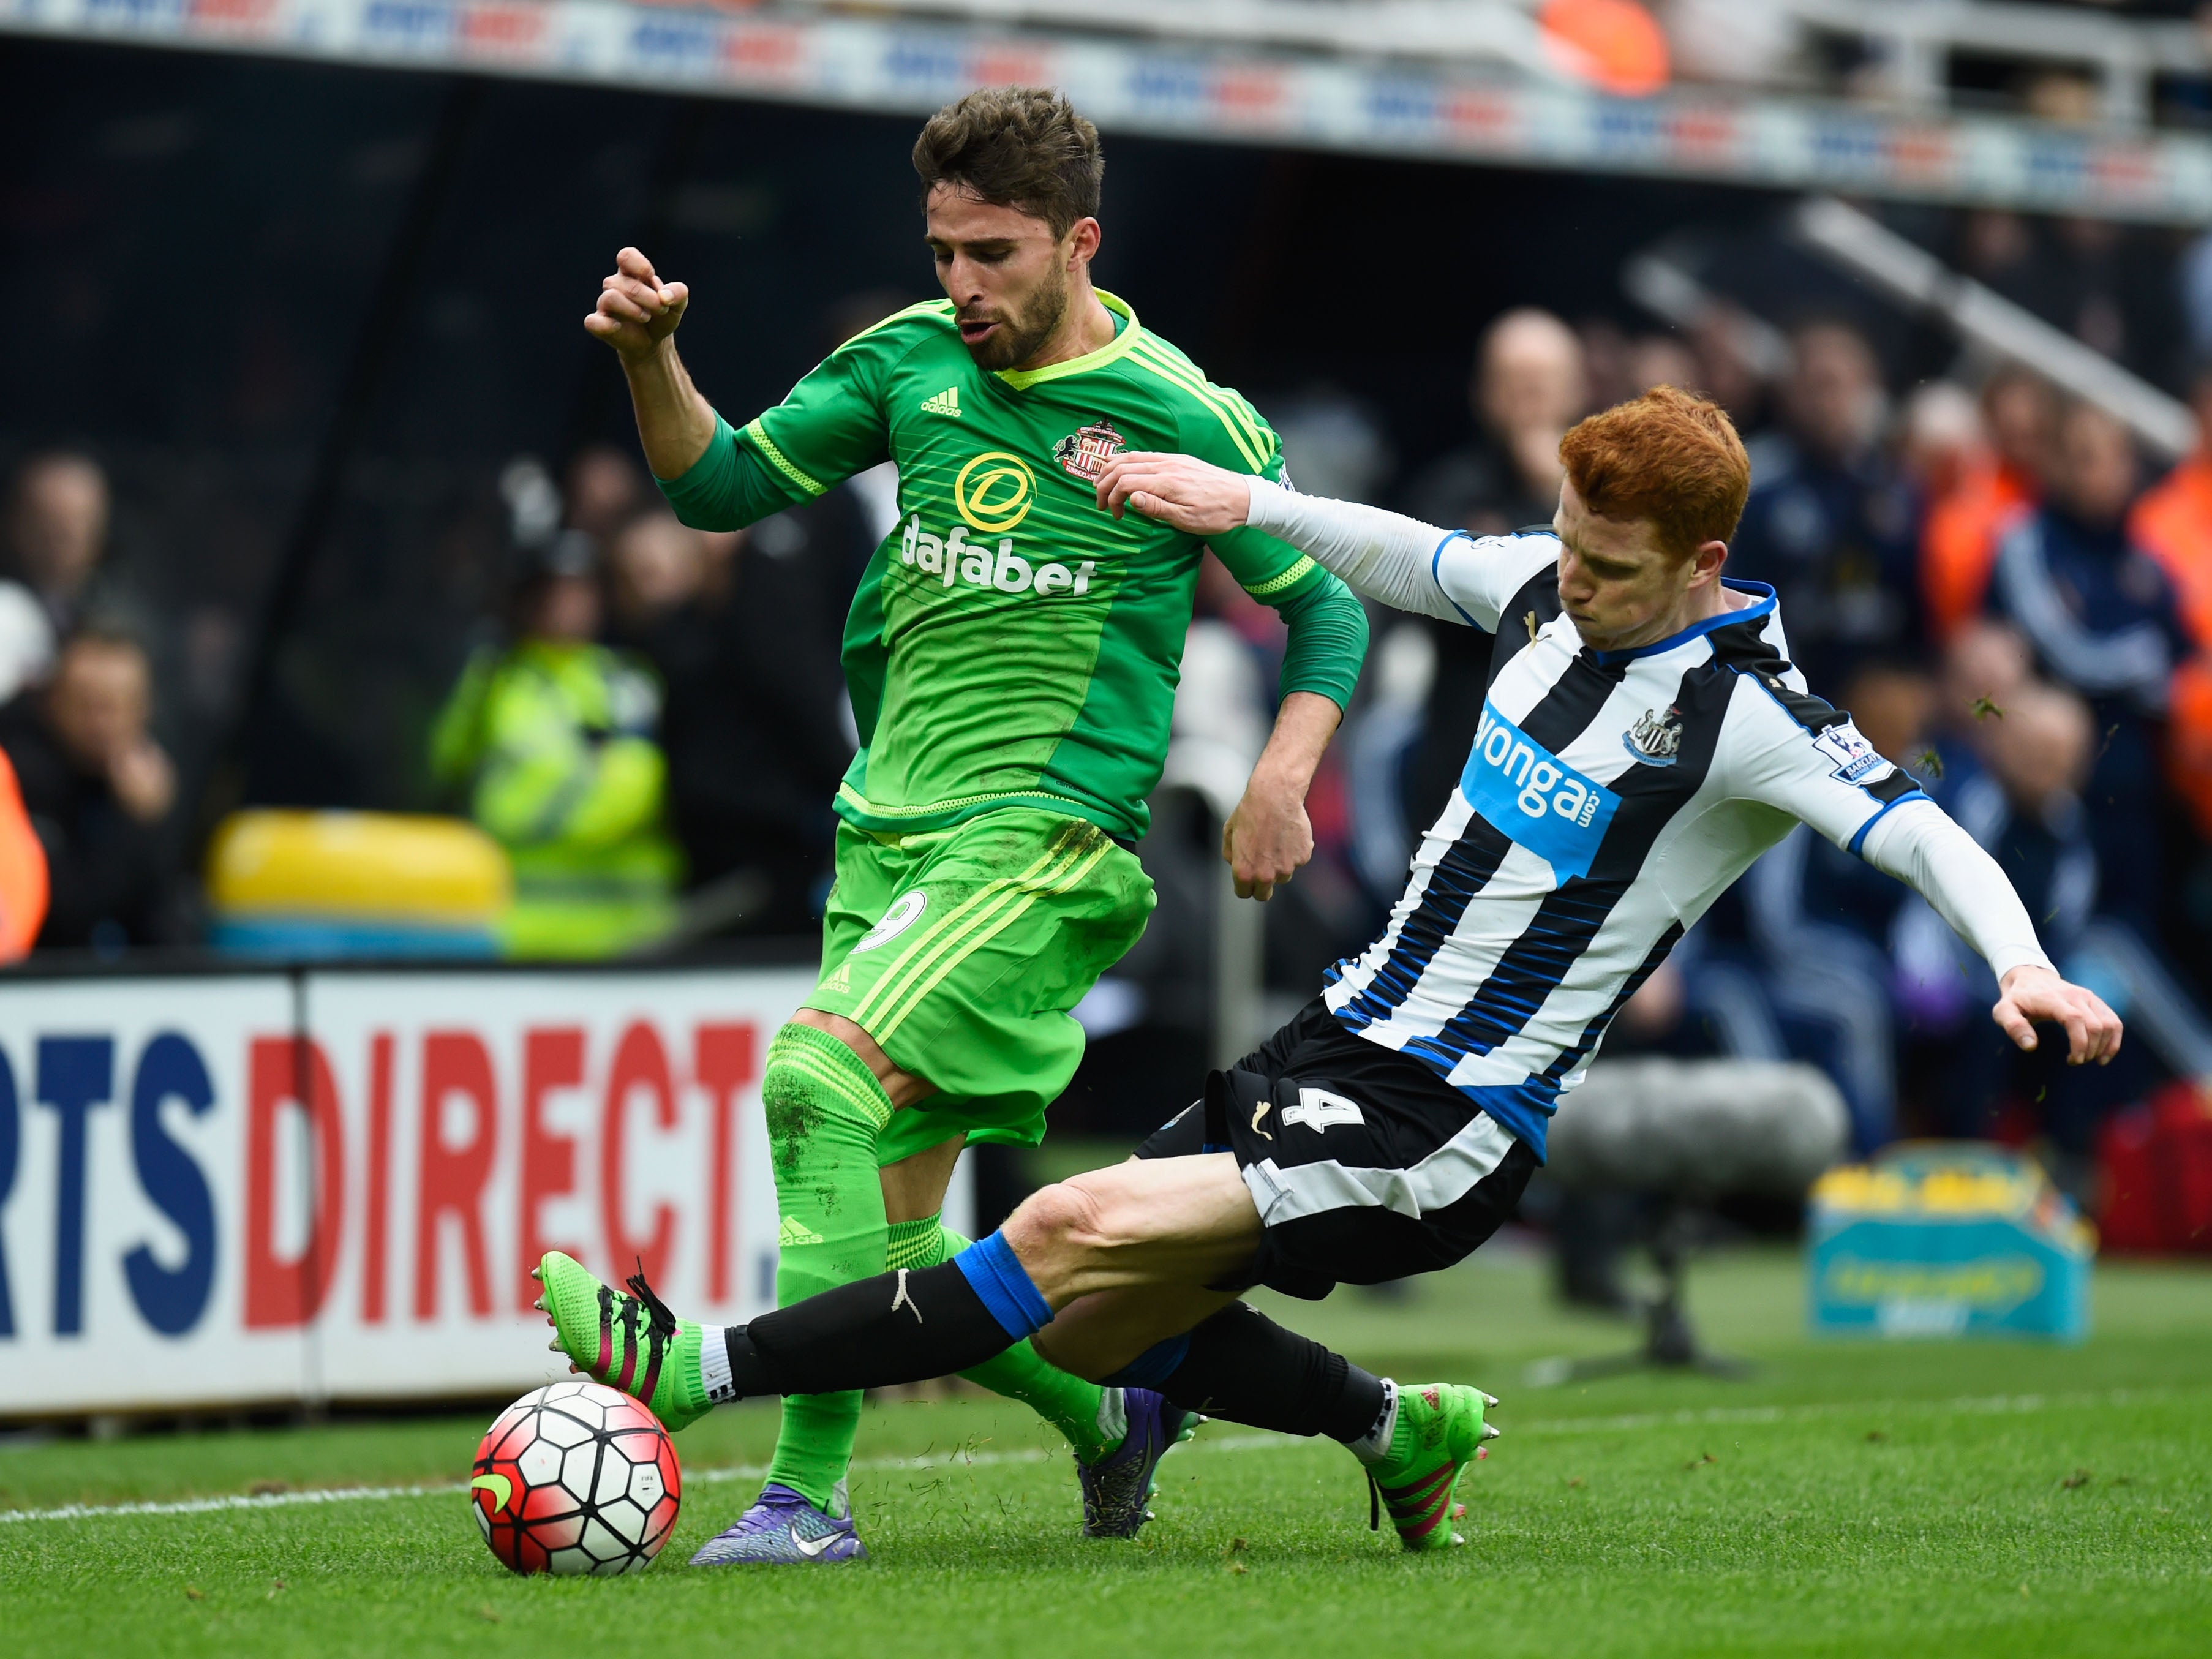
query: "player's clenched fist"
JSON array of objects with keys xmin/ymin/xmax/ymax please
[{"xmin": 584, "ymin": 246, "xmax": 689, "ymax": 358}]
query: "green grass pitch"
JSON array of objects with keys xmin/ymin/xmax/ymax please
[{"xmin": 4, "ymin": 1247, "xmax": 2208, "ymax": 1658}]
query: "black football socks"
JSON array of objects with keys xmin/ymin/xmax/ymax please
[
  {"xmin": 721, "ymin": 1232, "xmax": 1046, "ymax": 1398},
  {"xmin": 1116, "ymin": 1300, "xmax": 1389, "ymax": 1445}
]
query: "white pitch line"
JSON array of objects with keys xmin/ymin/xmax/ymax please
[
  {"xmin": 0, "ymin": 1481, "xmax": 458, "ymax": 1527},
  {"xmin": 0, "ymin": 1388, "xmax": 2185, "ymax": 1528},
  {"xmin": 0, "ymin": 1438, "xmax": 1286, "ymax": 1527}
]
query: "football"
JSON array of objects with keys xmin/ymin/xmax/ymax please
[{"xmin": 470, "ymin": 1380, "xmax": 682, "ymax": 1576}]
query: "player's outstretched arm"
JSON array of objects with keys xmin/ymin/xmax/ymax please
[
  {"xmin": 1098, "ymin": 452, "xmax": 1469, "ymax": 622},
  {"xmin": 1860, "ymin": 801, "xmax": 2122, "ymax": 1065},
  {"xmin": 584, "ymin": 246, "xmax": 717, "ymax": 480}
]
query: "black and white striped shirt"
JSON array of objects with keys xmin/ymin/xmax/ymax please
[{"xmin": 1241, "ymin": 488, "xmax": 2046, "ymax": 1161}]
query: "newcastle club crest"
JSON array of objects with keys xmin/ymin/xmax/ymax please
[
  {"xmin": 1053, "ymin": 417, "xmax": 1127, "ymax": 482},
  {"xmin": 1622, "ymin": 705, "xmax": 1685, "ymax": 766}
]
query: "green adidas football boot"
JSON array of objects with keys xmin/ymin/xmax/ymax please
[
  {"xmin": 1367, "ymin": 1382, "xmax": 1499, "ymax": 1551},
  {"xmin": 533, "ymin": 1251, "xmax": 713, "ymax": 1432}
]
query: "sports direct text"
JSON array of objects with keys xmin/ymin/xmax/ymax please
[{"xmin": 0, "ymin": 966, "xmax": 972, "ymax": 1415}]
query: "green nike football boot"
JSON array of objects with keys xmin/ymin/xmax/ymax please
[
  {"xmin": 1367, "ymin": 1382, "xmax": 1499, "ymax": 1551},
  {"xmin": 533, "ymin": 1251, "xmax": 713, "ymax": 1432}
]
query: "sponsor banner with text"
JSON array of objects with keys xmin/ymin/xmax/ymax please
[{"xmin": 0, "ymin": 966, "xmax": 968, "ymax": 1415}]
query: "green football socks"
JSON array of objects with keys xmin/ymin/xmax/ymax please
[
  {"xmin": 759, "ymin": 1023, "xmax": 1130, "ymax": 1508},
  {"xmin": 761, "ymin": 1024, "xmax": 895, "ymax": 1511},
  {"xmin": 887, "ymin": 1214, "xmax": 1128, "ymax": 1465}
]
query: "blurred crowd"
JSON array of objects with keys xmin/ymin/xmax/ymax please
[
  {"xmin": 13, "ymin": 226, "xmax": 2212, "ymax": 1193},
  {"xmin": 421, "ymin": 438, "xmax": 868, "ymax": 959},
  {"xmin": 0, "ymin": 454, "xmax": 181, "ymax": 953}
]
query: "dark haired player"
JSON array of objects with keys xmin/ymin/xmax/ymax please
[
  {"xmin": 541, "ymin": 386, "xmax": 2120, "ymax": 1552},
  {"xmin": 569, "ymin": 86, "xmax": 1368, "ymax": 1563}
]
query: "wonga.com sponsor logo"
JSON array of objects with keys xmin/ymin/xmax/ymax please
[{"xmin": 1460, "ymin": 701, "xmax": 1620, "ymax": 881}]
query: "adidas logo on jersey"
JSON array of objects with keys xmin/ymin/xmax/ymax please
[{"xmin": 921, "ymin": 387, "xmax": 962, "ymax": 417}]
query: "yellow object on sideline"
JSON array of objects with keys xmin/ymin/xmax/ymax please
[
  {"xmin": 1808, "ymin": 1142, "xmax": 2092, "ymax": 1342},
  {"xmin": 206, "ymin": 811, "xmax": 511, "ymax": 958}
]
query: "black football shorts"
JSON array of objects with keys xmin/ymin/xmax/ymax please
[{"xmin": 1134, "ymin": 998, "xmax": 1537, "ymax": 1300}]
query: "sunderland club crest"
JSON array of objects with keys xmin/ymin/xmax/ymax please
[
  {"xmin": 1622, "ymin": 705, "xmax": 1685, "ymax": 766},
  {"xmin": 1053, "ymin": 418, "xmax": 1127, "ymax": 481}
]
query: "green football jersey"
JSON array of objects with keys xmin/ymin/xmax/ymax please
[{"xmin": 660, "ymin": 290, "xmax": 1364, "ymax": 841}]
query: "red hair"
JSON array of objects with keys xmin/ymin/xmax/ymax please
[{"xmin": 1558, "ymin": 385, "xmax": 1750, "ymax": 560}]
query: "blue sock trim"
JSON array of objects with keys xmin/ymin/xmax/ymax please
[
  {"xmin": 1101, "ymin": 1333, "xmax": 1191, "ymax": 1390},
  {"xmin": 951, "ymin": 1231, "xmax": 1053, "ymax": 1341}
]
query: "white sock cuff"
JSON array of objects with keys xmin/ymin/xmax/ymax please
[
  {"xmin": 1349, "ymin": 1377, "xmax": 1399, "ymax": 1467},
  {"xmin": 1096, "ymin": 1386, "xmax": 1129, "ymax": 1449},
  {"xmin": 701, "ymin": 1325, "xmax": 735, "ymax": 1403}
]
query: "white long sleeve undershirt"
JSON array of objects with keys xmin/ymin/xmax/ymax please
[
  {"xmin": 1859, "ymin": 799, "xmax": 2054, "ymax": 982},
  {"xmin": 1244, "ymin": 476, "xmax": 2058, "ymax": 989},
  {"xmin": 1245, "ymin": 477, "xmax": 1464, "ymax": 620}
]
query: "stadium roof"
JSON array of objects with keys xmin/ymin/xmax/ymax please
[{"xmin": 6, "ymin": 0, "xmax": 2211, "ymax": 225}]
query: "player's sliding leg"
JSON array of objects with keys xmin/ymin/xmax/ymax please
[
  {"xmin": 541, "ymin": 1222, "xmax": 1178, "ymax": 1543},
  {"xmin": 536, "ymin": 1131, "xmax": 1160, "ymax": 1553},
  {"xmin": 707, "ymin": 1226, "xmax": 1495, "ymax": 1552},
  {"xmin": 541, "ymin": 1156, "xmax": 1493, "ymax": 1551},
  {"xmin": 538, "ymin": 1210, "xmax": 1166, "ymax": 1526},
  {"xmin": 703, "ymin": 1151, "xmax": 1499, "ymax": 1550}
]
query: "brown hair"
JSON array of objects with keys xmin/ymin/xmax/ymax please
[
  {"xmin": 1558, "ymin": 385, "xmax": 1751, "ymax": 559},
  {"xmin": 913, "ymin": 86, "xmax": 1104, "ymax": 239}
]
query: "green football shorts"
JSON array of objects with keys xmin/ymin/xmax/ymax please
[{"xmin": 803, "ymin": 805, "xmax": 1156, "ymax": 1166}]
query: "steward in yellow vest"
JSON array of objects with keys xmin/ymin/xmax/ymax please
[{"xmin": 431, "ymin": 532, "xmax": 680, "ymax": 957}]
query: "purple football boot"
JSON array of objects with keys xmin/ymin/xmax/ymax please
[
  {"xmin": 1079, "ymin": 1387, "xmax": 1202, "ymax": 1538},
  {"xmin": 689, "ymin": 1480, "xmax": 868, "ymax": 1567}
]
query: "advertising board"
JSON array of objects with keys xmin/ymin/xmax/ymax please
[{"xmin": 0, "ymin": 965, "xmax": 965, "ymax": 1415}]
